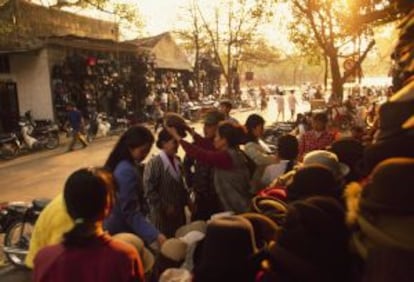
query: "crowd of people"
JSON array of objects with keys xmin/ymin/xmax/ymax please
[{"xmin": 24, "ymin": 75, "xmax": 414, "ymax": 281}]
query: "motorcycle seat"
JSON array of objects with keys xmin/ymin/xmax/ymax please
[
  {"xmin": 0, "ymin": 134, "xmax": 16, "ymax": 142},
  {"xmin": 32, "ymin": 198, "xmax": 51, "ymax": 211},
  {"xmin": 34, "ymin": 126, "xmax": 54, "ymax": 133}
]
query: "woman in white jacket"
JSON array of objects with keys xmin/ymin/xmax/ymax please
[{"xmin": 243, "ymin": 114, "xmax": 279, "ymax": 193}]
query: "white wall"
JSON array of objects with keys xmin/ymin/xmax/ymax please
[{"xmin": 9, "ymin": 49, "xmax": 54, "ymax": 120}]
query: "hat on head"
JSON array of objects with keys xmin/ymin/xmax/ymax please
[
  {"xmin": 179, "ymin": 230, "xmax": 205, "ymax": 245},
  {"xmin": 152, "ymin": 238, "xmax": 188, "ymax": 277},
  {"xmin": 175, "ymin": 220, "xmax": 207, "ymax": 238},
  {"xmin": 287, "ymin": 165, "xmax": 339, "ymax": 202},
  {"xmin": 151, "ymin": 238, "xmax": 189, "ymax": 280},
  {"xmin": 329, "ymin": 138, "xmax": 364, "ymax": 166},
  {"xmin": 250, "ymin": 196, "xmax": 287, "ymax": 225},
  {"xmin": 363, "ymin": 135, "xmax": 414, "ymax": 174},
  {"xmin": 210, "ymin": 211, "xmax": 235, "ymax": 220},
  {"xmin": 239, "ymin": 213, "xmax": 279, "ymax": 249},
  {"xmin": 159, "ymin": 268, "xmax": 192, "ymax": 282},
  {"xmin": 362, "ymin": 78, "xmax": 414, "ymax": 173},
  {"xmin": 303, "ymin": 150, "xmax": 349, "ymax": 179},
  {"xmin": 257, "ymin": 186, "xmax": 287, "ymax": 201},
  {"xmin": 329, "ymin": 138, "xmax": 365, "ymax": 182},
  {"xmin": 203, "ymin": 110, "xmax": 226, "ymax": 126},
  {"xmin": 178, "ymin": 230, "xmax": 206, "ymax": 271},
  {"xmin": 360, "ymin": 157, "xmax": 414, "ymax": 215},
  {"xmin": 112, "ymin": 233, "xmax": 155, "ymax": 273},
  {"xmin": 161, "ymin": 238, "xmax": 188, "ymax": 263},
  {"xmin": 354, "ymin": 158, "xmax": 414, "ymax": 254},
  {"xmin": 375, "ymin": 99, "xmax": 414, "ymax": 142},
  {"xmin": 268, "ymin": 196, "xmax": 350, "ymax": 282},
  {"xmin": 193, "ymin": 216, "xmax": 257, "ymax": 282}
]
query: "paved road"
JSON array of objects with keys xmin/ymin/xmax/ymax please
[
  {"xmin": 0, "ymin": 98, "xmax": 309, "ymax": 280},
  {"xmin": 0, "ymin": 107, "xmax": 259, "ymax": 203}
]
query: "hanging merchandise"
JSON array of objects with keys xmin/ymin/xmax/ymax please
[{"xmin": 51, "ymin": 48, "xmax": 154, "ymax": 126}]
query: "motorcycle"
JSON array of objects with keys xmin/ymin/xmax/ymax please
[
  {"xmin": 85, "ymin": 112, "xmax": 111, "ymax": 142},
  {"xmin": 19, "ymin": 119, "xmax": 59, "ymax": 150},
  {"xmin": 0, "ymin": 198, "xmax": 50, "ymax": 267},
  {"xmin": 181, "ymin": 101, "xmax": 201, "ymax": 121},
  {"xmin": 262, "ymin": 122, "xmax": 296, "ymax": 149},
  {"xmin": 0, "ymin": 133, "xmax": 21, "ymax": 160},
  {"xmin": 106, "ymin": 114, "xmax": 130, "ymax": 135},
  {"xmin": 0, "ymin": 118, "xmax": 60, "ymax": 160},
  {"xmin": 21, "ymin": 111, "xmax": 60, "ymax": 150}
]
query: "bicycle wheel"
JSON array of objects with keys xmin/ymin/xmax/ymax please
[{"xmin": 3, "ymin": 220, "xmax": 34, "ymax": 267}]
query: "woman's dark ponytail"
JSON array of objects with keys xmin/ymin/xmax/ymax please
[{"xmin": 63, "ymin": 221, "xmax": 93, "ymax": 247}]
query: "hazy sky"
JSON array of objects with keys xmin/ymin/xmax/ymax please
[
  {"xmin": 138, "ymin": 0, "xmax": 185, "ymax": 35},
  {"xmin": 136, "ymin": 0, "xmax": 293, "ymax": 49},
  {"xmin": 36, "ymin": 0, "xmax": 293, "ymax": 49}
]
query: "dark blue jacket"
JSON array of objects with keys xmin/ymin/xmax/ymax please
[
  {"xmin": 67, "ymin": 109, "xmax": 83, "ymax": 131},
  {"xmin": 104, "ymin": 160, "xmax": 159, "ymax": 244}
]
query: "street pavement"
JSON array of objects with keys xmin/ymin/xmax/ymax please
[{"xmin": 0, "ymin": 97, "xmax": 310, "ymax": 281}]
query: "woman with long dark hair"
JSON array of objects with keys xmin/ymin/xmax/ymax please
[
  {"xmin": 165, "ymin": 121, "xmax": 251, "ymax": 213},
  {"xmin": 33, "ymin": 168, "xmax": 145, "ymax": 282},
  {"xmin": 104, "ymin": 125, "xmax": 166, "ymax": 248},
  {"xmin": 244, "ymin": 114, "xmax": 279, "ymax": 193}
]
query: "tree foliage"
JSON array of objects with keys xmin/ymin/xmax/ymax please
[
  {"xmin": 239, "ymin": 38, "xmax": 281, "ymax": 67},
  {"xmin": 287, "ymin": 0, "xmax": 378, "ymax": 101},
  {"xmin": 346, "ymin": 0, "xmax": 413, "ymax": 26},
  {"xmin": 179, "ymin": 0, "xmax": 275, "ymax": 96},
  {"xmin": 50, "ymin": 0, "xmax": 144, "ymax": 35}
]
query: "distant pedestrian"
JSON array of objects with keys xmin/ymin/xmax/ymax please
[
  {"xmin": 298, "ymin": 112, "xmax": 336, "ymax": 159},
  {"xmin": 260, "ymin": 87, "xmax": 268, "ymax": 111},
  {"xmin": 145, "ymin": 92, "xmax": 155, "ymax": 116},
  {"xmin": 161, "ymin": 91, "xmax": 168, "ymax": 111},
  {"xmin": 153, "ymin": 98, "xmax": 164, "ymax": 133},
  {"xmin": 288, "ymin": 90, "xmax": 298, "ymax": 121},
  {"xmin": 275, "ymin": 91, "xmax": 286, "ymax": 122},
  {"xmin": 65, "ymin": 103, "xmax": 88, "ymax": 152},
  {"xmin": 219, "ymin": 100, "xmax": 239, "ymax": 124}
]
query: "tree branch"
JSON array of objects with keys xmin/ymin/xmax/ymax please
[
  {"xmin": 341, "ymin": 39, "xmax": 375, "ymax": 82},
  {"xmin": 292, "ymin": 0, "xmax": 328, "ymax": 55},
  {"xmin": 196, "ymin": 3, "xmax": 228, "ymax": 79}
]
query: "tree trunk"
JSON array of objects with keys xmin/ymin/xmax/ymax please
[
  {"xmin": 194, "ymin": 35, "xmax": 200, "ymax": 96},
  {"xmin": 227, "ymin": 2, "xmax": 232, "ymax": 98},
  {"xmin": 227, "ymin": 43, "xmax": 232, "ymax": 97},
  {"xmin": 324, "ymin": 55, "xmax": 329, "ymax": 90},
  {"xmin": 328, "ymin": 50, "xmax": 343, "ymax": 102}
]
